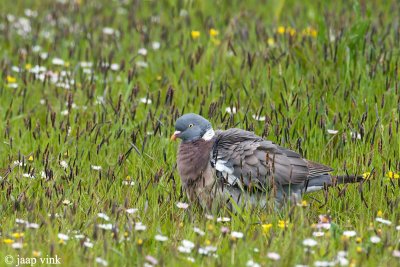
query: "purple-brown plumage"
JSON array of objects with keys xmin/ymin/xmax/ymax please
[{"xmin": 172, "ymin": 113, "xmax": 363, "ymax": 211}]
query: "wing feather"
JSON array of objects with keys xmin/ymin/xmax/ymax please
[{"xmin": 212, "ymin": 128, "xmax": 332, "ymax": 189}]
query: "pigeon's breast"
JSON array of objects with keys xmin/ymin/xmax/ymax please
[{"xmin": 177, "ymin": 139, "xmax": 215, "ymax": 186}]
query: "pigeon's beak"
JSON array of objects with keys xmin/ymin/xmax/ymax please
[{"xmin": 170, "ymin": 131, "xmax": 181, "ymax": 141}]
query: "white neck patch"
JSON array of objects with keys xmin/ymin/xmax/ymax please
[{"xmin": 202, "ymin": 128, "xmax": 215, "ymax": 141}]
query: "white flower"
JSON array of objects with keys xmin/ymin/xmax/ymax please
[
  {"xmin": 58, "ymin": 233, "xmax": 69, "ymax": 241},
  {"xmin": 336, "ymin": 256, "xmax": 349, "ymax": 266},
  {"xmin": 7, "ymin": 83, "xmax": 18, "ymax": 89},
  {"xmin": 102, "ymin": 27, "xmax": 115, "ymax": 35},
  {"xmin": 393, "ymin": 250, "xmax": 400, "ymax": 258},
  {"xmin": 302, "ymin": 238, "xmax": 317, "ymax": 247},
  {"xmin": 22, "ymin": 173, "xmax": 35, "ymax": 179},
  {"xmin": 52, "ymin": 58, "xmax": 65, "ymax": 66},
  {"xmin": 83, "ymin": 241, "xmax": 94, "ymax": 248},
  {"xmin": 198, "ymin": 246, "xmax": 217, "ymax": 256},
  {"xmin": 182, "ymin": 240, "xmax": 195, "ymax": 249},
  {"xmin": 110, "ymin": 63, "xmax": 120, "ymax": 71},
  {"xmin": 80, "ymin": 61, "xmax": 93, "ymax": 68},
  {"xmin": 154, "ymin": 234, "xmax": 168, "ymax": 242},
  {"xmin": 60, "ymin": 160, "xmax": 68, "ymax": 169},
  {"xmin": 267, "ymin": 252, "xmax": 280, "ymax": 260},
  {"xmin": 152, "ymin": 42, "xmax": 160, "ymax": 50},
  {"xmin": 350, "ymin": 131, "xmax": 361, "ymax": 140},
  {"xmin": 26, "ymin": 223, "xmax": 39, "ymax": 229},
  {"xmin": 217, "ymin": 217, "xmax": 231, "ymax": 222},
  {"xmin": 136, "ymin": 61, "xmax": 148, "ymax": 68},
  {"xmin": 12, "ymin": 66, "xmax": 21, "ymax": 73},
  {"xmin": 314, "ymin": 261, "xmax": 335, "ymax": 267},
  {"xmin": 145, "ymin": 255, "xmax": 158, "ymax": 265},
  {"xmin": 91, "ymin": 165, "xmax": 102, "ymax": 171},
  {"xmin": 396, "ymin": 225, "xmax": 400, "ymax": 231},
  {"xmin": 176, "ymin": 202, "xmax": 189, "ymax": 209},
  {"xmin": 205, "ymin": 214, "xmax": 214, "ymax": 220},
  {"xmin": 32, "ymin": 45, "xmax": 41, "ymax": 52},
  {"xmin": 193, "ymin": 227, "xmax": 205, "ymax": 236},
  {"xmin": 370, "ymin": 236, "xmax": 381, "ymax": 244},
  {"xmin": 12, "ymin": 242, "xmax": 23, "ymax": 249},
  {"xmin": 186, "ymin": 257, "xmax": 195, "ymax": 262},
  {"xmin": 138, "ymin": 48, "xmax": 148, "ymax": 56},
  {"xmin": 252, "ymin": 114, "xmax": 266, "ymax": 121},
  {"xmin": 178, "ymin": 246, "xmax": 191, "ymax": 253},
  {"xmin": 140, "ymin": 97, "xmax": 152, "ymax": 104},
  {"xmin": 135, "ymin": 222, "xmax": 147, "ymax": 231},
  {"xmin": 327, "ymin": 129, "xmax": 338, "ymax": 134},
  {"xmin": 122, "ymin": 181, "xmax": 135, "ymax": 186},
  {"xmin": 225, "ymin": 107, "xmax": 237, "ymax": 114},
  {"xmin": 375, "ymin": 217, "xmax": 392, "ymax": 225},
  {"xmin": 312, "ymin": 231, "xmax": 325, "ymax": 237},
  {"xmin": 315, "ymin": 223, "xmax": 331, "ymax": 230},
  {"xmin": 62, "ymin": 199, "xmax": 71, "ymax": 205},
  {"xmin": 13, "ymin": 160, "xmax": 25, "ymax": 167},
  {"xmin": 97, "ymin": 224, "xmax": 113, "ymax": 230},
  {"xmin": 179, "ymin": 9, "xmax": 188, "ymax": 17},
  {"xmin": 126, "ymin": 208, "xmax": 138, "ymax": 214},
  {"xmin": 231, "ymin": 231, "xmax": 244, "ymax": 239},
  {"xmin": 246, "ymin": 260, "xmax": 260, "ymax": 267},
  {"xmin": 40, "ymin": 52, "xmax": 48, "ymax": 59},
  {"xmin": 95, "ymin": 257, "xmax": 108, "ymax": 266},
  {"xmin": 97, "ymin": 213, "xmax": 110, "ymax": 221},
  {"xmin": 75, "ymin": 234, "xmax": 85, "ymax": 239},
  {"xmin": 342, "ymin": 230, "xmax": 357, "ymax": 237}
]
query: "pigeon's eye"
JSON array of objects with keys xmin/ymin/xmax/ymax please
[{"xmin": 188, "ymin": 124, "xmax": 194, "ymax": 128}]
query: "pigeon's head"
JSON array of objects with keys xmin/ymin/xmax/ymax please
[{"xmin": 171, "ymin": 113, "xmax": 214, "ymax": 142}]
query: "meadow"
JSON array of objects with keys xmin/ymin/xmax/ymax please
[{"xmin": 0, "ymin": 0, "xmax": 399, "ymax": 266}]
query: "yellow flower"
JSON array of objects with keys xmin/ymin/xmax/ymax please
[
  {"xmin": 262, "ymin": 223, "xmax": 273, "ymax": 233},
  {"xmin": 209, "ymin": 28, "xmax": 219, "ymax": 37},
  {"xmin": 386, "ymin": 171, "xmax": 399, "ymax": 179},
  {"xmin": 356, "ymin": 246, "xmax": 363, "ymax": 253},
  {"xmin": 6, "ymin": 75, "xmax": 17, "ymax": 83},
  {"xmin": 126, "ymin": 175, "xmax": 131, "ymax": 180},
  {"xmin": 64, "ymin": 61, "xmax": 70, "ymax": 67},
  {"xmin": 124, "ymin": 232, "xmax": 129, "ymax": 237},
  {"xmin": 179, "ymin": 222, "xmax": 184, "ymax": 228},
  {"xmin": 12, "ymin": 232, "xmax": 24, "ymax": 238},
  {"xmin": 356, "ymin": 237, "xmax": 362, "ymax": 243},
  {"xmin": 278, "ymin": 220, "xmax": 289, "ymax": 229},
  {"xmin": 25, "ymin": 63, "xmax": 32, "ymax": 70},
  {"xmin": 207, "ymin": 224, "xmax": 214, "ymax": 231},
  {"xmin": 377, "ymin": 210, "xmax": 383, "ymax": 217},
  {"xmin": 310, "ymin": 28, "xmax": 317, "ymax": 38},
  {"xmin": 277, "ymin": 26, "xmax": 285, "ymax": 35},
  {"xmin": 205, "ymin": 239, "xmax": 211, "ymax": 246},
  {"xmin": 3, "ymin": 239, "xmax": 14, "ymax": 244},
  {"xmin": 287, "ymin": 27, "xmax": 296, "ymax": 36},
  {"xmin": 191, "ymin": 30, "xmax": 200, "ymax": 39},
  {"xmin": 267, "ymin": 37, "xmax": 275, "ymax": 47},
  {"xmin": 28, "ymin": 155, "xmax": 34, "ymax": 161},
  {"xmin": 156, "ymin": 75, "xmax": 162, "ymax": 81},
  {"xmin": 137, "ymin": 238, "xmax": 143, "ymax": 245},
  {"xmin": 362, "ymin": 172, "xmax": 371, "ymax": 179},
  {"xmin": 300, "ymin": 200, "xmax": 308, "ymax": 207},
  {"xmin": 32, "ymin": 250, "xmax": 41, "ymax": 257},
  {"xmin": 58, "ymin": 239, "xmax": 65, "ymax": 245}
]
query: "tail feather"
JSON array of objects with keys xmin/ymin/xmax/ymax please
[
  {"xmin": 303, "ymin": 174, "xmax": 363, "ymax": 193},
  {"xmin": 334, "ymin": 175, "xmax": 364, "ymax": 184}
]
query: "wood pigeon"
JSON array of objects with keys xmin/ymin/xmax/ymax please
[{"xmin": 171, "ymin": 113, "xmax": 362, "ymax": 211}]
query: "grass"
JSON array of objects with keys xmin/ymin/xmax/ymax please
[{"xmin": 0, "ymin": 0, "xmax": 399, "ymax": 266}]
